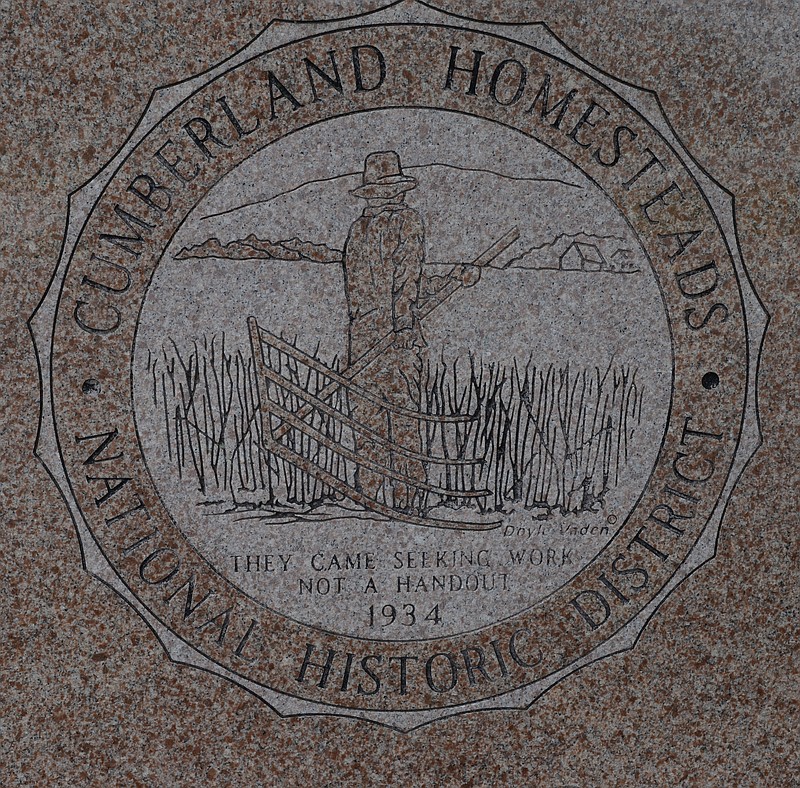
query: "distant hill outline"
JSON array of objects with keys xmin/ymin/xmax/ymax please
[
  {"xmin": 175, "ymin": 235, "xmax": 343, "ymax": 264},
  {"xmin": 179, "ymin": 163, "xmax": 640, "ymax": 273},
  {"xmin": 175, "ymin": 230, "xmax": 641, "ymax": 273},
  {"xmin": 198, "ymin": 162, "xmax": 585, "ymax": 222}
]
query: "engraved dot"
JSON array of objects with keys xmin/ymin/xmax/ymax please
[
  {"xmin": 702, "ymin": 372, "xmax": 720, "ymax": 390},
  {"xmin": 82, "ymin": 378, "xmax": 101, "ymax": 395},
  {"xmin": 607, "ymin": 514, "xmax": 617, "ymax": 525}
]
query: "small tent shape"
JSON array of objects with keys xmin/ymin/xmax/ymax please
[{"xmin": 608, "ymin": 247, "xmax": 640, "ymax": 273}]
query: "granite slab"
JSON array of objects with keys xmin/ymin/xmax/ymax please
[{"xmin": 2, "ymin": 1, "xmax": 797, "ymax": 785}]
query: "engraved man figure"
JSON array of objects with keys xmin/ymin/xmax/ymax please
[
  {"xmin": 343, "ymin": 151, "xmax": 479, "ymax": 512},
  {"xmin": 343, "ymin": 151, "xmax": 424, "ymax": 511}
]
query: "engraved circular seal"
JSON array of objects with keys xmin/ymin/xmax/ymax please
[{"xmin": 32, "ymin": 2, "xmax": 765, "ymax": 729}]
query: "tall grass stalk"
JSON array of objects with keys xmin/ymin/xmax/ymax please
[{"xmin": 147, "ymin": 337, "xmax": 642, "ymax": 517}]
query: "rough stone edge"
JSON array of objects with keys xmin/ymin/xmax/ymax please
[{"xmin": 28, "ymin": 0, "xmax": 768, "ymax": 732}]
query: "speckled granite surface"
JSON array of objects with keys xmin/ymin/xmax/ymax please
[{"xmin": 2, "ymin": 1, "xmax": 797, "ymax": 785}]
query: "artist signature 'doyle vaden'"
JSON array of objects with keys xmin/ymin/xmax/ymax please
[{"xmin": 34, "ymin": 3, "xmax": 763, "ymax": 728}]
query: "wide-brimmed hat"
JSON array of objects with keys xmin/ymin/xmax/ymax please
[{"xmin": 350, "ymin": 151, "xmax": 417, "ymax": 199}]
